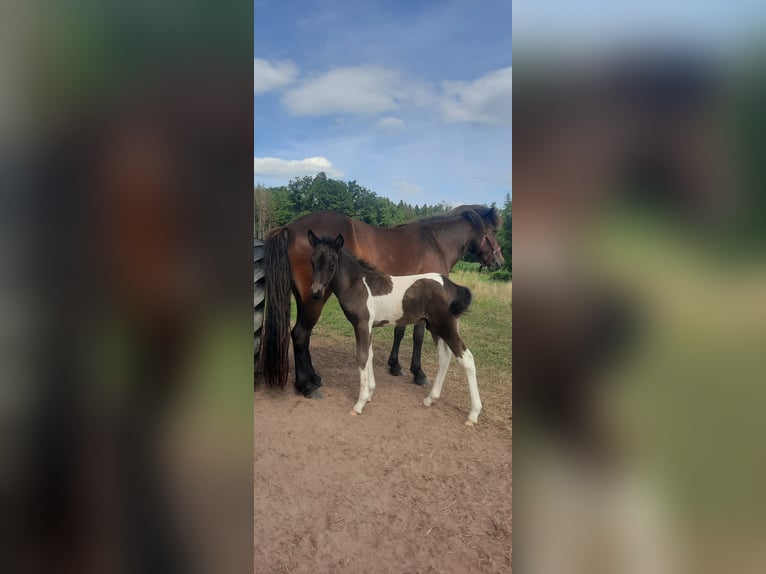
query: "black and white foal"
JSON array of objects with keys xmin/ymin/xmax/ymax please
[{"xmin": 308, "ymin": 230, "xmax": 482, "ymax": 426}]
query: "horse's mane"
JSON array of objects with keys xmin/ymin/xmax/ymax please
[{"xmin": 396, "ymin": 204, "xmax": 500, "ymax": 229}]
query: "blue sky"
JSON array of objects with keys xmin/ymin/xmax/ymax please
[{"xmin": 254, "ymin": 0, "xmax": 512, "ymax": 207}]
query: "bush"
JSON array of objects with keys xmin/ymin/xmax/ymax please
[{"xmin": 489, "ymin": 270, "xmax": 511, "ymax": 282}]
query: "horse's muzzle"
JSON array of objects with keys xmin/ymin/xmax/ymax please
[
  {"xmin": 487, "ymin": 257, "xmax": 504, "ymax": 272},
  {"xmin": 311, "ymin": 290, "xmax": 323, "ymax": 300}
]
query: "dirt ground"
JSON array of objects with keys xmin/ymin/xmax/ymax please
[{"xmin": 254, "ymin": 336, "xmax": 512, "ymax": 573}]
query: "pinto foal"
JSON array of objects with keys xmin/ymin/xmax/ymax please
[{"xmin": 307, "ymin": 230, "xmax": 482, "ymax": 426}]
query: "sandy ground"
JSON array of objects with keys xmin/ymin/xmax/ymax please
[{"xmin": 254, "ymin": 337, "xmax": 512, "ymax": 573}]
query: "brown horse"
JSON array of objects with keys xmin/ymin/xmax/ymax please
[{"xmin": 261, "ymin": 206, "xmax": 504, "ymax": 397}]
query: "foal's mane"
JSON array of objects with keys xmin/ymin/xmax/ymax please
[
  {"xmin": 350, "ymin": 252, "xmax": 387, "ymax": 277},
  {"xmin": 314, "ymin": 236, "xmax": 391, "ymax": 280}
]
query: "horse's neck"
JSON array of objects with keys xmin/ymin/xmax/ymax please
[{"xmin": 422, "ymin": 218, "xmax": 473, "ymax": 267}]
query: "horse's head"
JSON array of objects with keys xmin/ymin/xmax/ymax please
[
  {"xmin": 460, "ymin": 206, "xmax": 505, "ymax": 271},
  {"xmin": 307, "ymin": 229, "xmax": 344, "ymax": 299}
]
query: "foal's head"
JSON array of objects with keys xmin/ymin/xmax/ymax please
[{"xmin": 307, "ymin": 230, "xmax": 344, "ymax": 299}]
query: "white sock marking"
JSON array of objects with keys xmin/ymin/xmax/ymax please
[{"xmin": 456, "ymin": 349, "xmax": 481, "ymax": 424}]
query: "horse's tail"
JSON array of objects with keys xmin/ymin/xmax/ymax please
[
  {"xmin": 448, "ymin": 281, "xmax": 472, "ymax": 317},
  {"xmin": 261, "ymin": 227, "xmax": 292, "ymax": 388}
]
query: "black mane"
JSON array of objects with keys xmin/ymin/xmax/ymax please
[{"xmin": 396, "ymin": 204, "xmax": 500, "ymax": 229}]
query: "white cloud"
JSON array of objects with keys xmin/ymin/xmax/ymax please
[
  {"xmin": 254, "ymin": 58, "xmax": 298, "ymax": 94},
  {"xmin": 283, "ymin": 65, "xmax": 430, "ymax": 116},
  {"xmin": 392, "ymin": 180, "xmax": 422, "ymax": 196},
  {"xmin": 441, "ymin": 67, "xmax": 512, "ymax": 125},
  {"xmin": 253, "ymin": 156, "xmax": 344, "ymax": 178},
  {"xmin": 376, "ymin": 116, "xmax": 406, "ymax": 133}
]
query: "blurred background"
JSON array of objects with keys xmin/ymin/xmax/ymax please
[
  {"xmin": 0, "ymin": 1, "xmax": 252, "ymax": 573},
  {"xmin": 4, "ymin": 0, "xmax": 766, "ymax": 572},
  {"xmin": 514, "ymin": 2, "xmax": 766, "ymax": 573}
]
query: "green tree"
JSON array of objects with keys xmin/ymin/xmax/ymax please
[{"xmin": 497, "ymin": 193, "xmax": 512, "ymax": 273}]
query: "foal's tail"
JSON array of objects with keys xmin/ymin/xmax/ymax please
[
  {"xmin": 262, "ymin": 227, "xmax": 292, "ymax": 388},
  {"xmin": 449, "ymin": 282, "xmax": 473, "ymax": 317}
]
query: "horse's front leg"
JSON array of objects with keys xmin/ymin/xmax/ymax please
[
  {"xmin": 367, "ymin": 345, "xmax": 376, "ymax": 401},
  {"xmin": 351, "ymin": 326, "xmax": 373, "ymax": 415},
  {"xmin": 387, "ymin": 325, "xmax": 406, "ymax": 376},
  {"xmin": 292, "ymin": 297, "xmax": 327, "ymax": 398},
  {"xmin": 410, "ymin": 321, "xmax": 429, "ymax": 385}
]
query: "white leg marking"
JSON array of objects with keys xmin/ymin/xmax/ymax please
[
  {"xmin": 367, "ymin": 345, "xmax": 375, "ymax": 401},
  {"xmin": 456, "ymin": 349, "xmax": 481, "ymax": 424},
  {"xmin": 424, "ymin": 339, "xmax": 452, "ymax": 407},
  {"xmin": 353, "ymin": 359, "xmax": 370, "ymax": 415}
]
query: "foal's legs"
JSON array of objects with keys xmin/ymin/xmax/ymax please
[
  {"xmin": 367, "ymin": 345, "xmax": 376, "ymax": 401},
  {"xmin": 423, "ymin": 323, "xmax": 482, "ymax": 425},
  {"xmin": 423, "ymin": 338, "xmax": 452, "ymax": 407},
  {"xmin": 351, "ymin": 325, "xmax": 373, "ymax": 415},
  {"xmin": 455, "ymin": 348, "xmax": 481, "ymax": 426}
]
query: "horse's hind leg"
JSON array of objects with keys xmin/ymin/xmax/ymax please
[
  {"xmin": 423, "ymin": 337, "xmax": 451, "ymax": 407},
  {"xmin": 387, "ymin": 326, "xmax": 406, "ymax": 376},
  {"xmin": 410, "ymin": 321, "xmax": 429, "ymax": 385},
  {"xmin": 456, "ymin": 348, "xmax": 481, "ymax": 425},
  {"xmin": 430, "ymin": 323, "xmax": 482, "ymax": 425},
  {"xmin": 292, "ymin": 298, "xmax": 326, "ymax": 398}
]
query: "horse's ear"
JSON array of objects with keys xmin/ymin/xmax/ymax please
[
  {"xmin": 335, "ymin": 234, "xmax": 344, "ymax": 249},
  {"xmin": 308, "ymin": 229, "xmax": 319, "ymax": 247}
]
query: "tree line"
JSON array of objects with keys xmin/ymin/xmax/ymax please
[{"xmin": 255, "ymin": 172, "xmax": 511, "ymax": 272}]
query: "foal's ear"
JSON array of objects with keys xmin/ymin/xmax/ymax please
[
  {"xmin": 307, "ymin": 229, "xmax": 319, "ymax": 247},
  {"xmin": 334, "ymin": 234, "xmax": 344, "ymax": 249}
]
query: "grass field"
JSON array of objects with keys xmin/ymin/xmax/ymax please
[{"xmin": 294, "ymin": 270, "xmax": 512, "ymax": 430}]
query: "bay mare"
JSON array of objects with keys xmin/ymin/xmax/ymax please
[
  {"xmin": 306, "ymin": 231, "xmax": 482, "ymax": 425},
  {"xmin": 261, "ymin": 206, "xmax": 503, "ymax": 397}
]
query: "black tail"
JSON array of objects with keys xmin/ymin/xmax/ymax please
[
  {"xmin": 261, "ymin": 227, "xmax": 292, "ymax": 388},
  {"xmin": 449, "ymin": 283, "xmax": 472, "ymax": 317}
]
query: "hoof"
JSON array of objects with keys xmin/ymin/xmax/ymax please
[
  {"xmin": 423, "ymin": 397, "xmax": 433, "ymax": 407},
  {"xmin": 349, "ymin": 410, "xmax": 358, "ymax": 416},
  {"xmin": 306, "ymin": 389, "xmax": 324, "ymax": 399},
  {"xmin": 413, "ymin": 375, "xmax": 429, "ymax": 386},
  {"xmin": 388, "ymin": 361, "xmax": 404, "ymax": 376},
  {"xmin": 464, "ymin": 420, "xmax": 476, "ymax": 427}
]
